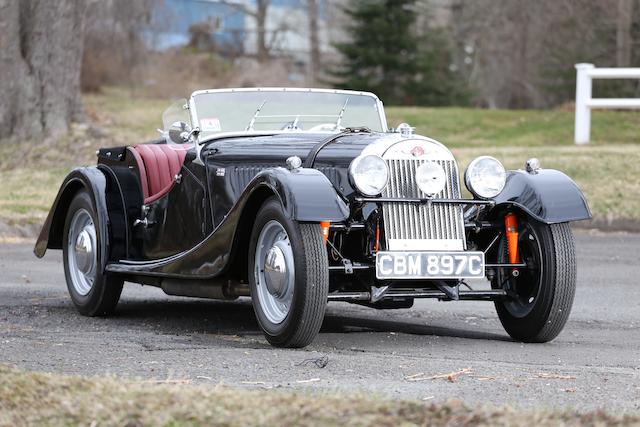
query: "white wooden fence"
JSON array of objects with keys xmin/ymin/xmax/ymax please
[{"xmin": 574, "ymin": 63, "xmax": 640, "ymax": 145}]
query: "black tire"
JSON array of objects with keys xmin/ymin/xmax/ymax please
[
  {"xmin": 493, "ymin": 218, "xmax": 576, "ymax": 343},
  {"xmin": 248, "ymin": 197, "xmax": 329, "ymax": 348},
  {"xmin": 62, "ymin": 190, "xmax": 123, "ymax": 316}
]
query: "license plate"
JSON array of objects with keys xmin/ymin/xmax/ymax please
[{"xmin": 375, "ymin": 251, "xmax": 485, "ymax": 279}]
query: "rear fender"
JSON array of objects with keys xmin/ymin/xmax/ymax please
[{"xmin": 34, "ymin": 168, "xmax": 113, "ymax": 264}]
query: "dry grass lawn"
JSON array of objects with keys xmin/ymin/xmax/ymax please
[{"xmin": 0, "ymin": 365, "xmax": 637, "ymax": 427}]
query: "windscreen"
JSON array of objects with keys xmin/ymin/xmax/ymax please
[
  {"xmin": 191, "ymin": 90, "xmax": 385, "ymax": 138},
  {"xmin": 162, "ymin": 98, "xmax": 191, "ymax": 131}
]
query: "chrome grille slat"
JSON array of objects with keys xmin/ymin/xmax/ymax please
[
  {"xmin": 442, "ymin": 160, "xmax": 451, "ymax": 239},
  {"xmin": 449, "ymin": 161, "xmax": 459, "ymax": 239},
  {"xmin": 401, "ymin": 161, "xmax": 411, "ymax": 238},
  {"xmin": 382, "ymin": 157, "xmax": 466, "ymax": 250}
]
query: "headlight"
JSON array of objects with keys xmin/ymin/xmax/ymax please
[
  {"xmin": 464, "ymin": 156, "xmax": 506, "ymax": 199},
  {"xmin": 415, "ymin": 161, "xmax": 446, "ymax": 196},
  {"xmin": 349, "ymin": 155, "xmax": 389, "ymax": 196}
]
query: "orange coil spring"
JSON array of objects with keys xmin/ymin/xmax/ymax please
[
  {"xmin": 320, "ymin": 221, "xmax": 330, "ymax": 243},
  {"xmin": 504, "ymin": 213, "xmax": 519, "ymax": 264}
]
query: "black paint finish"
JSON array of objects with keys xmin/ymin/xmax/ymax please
[
  {"xmin": 34, "ymin": 168, "xmax": 112, "ymax": 276},
  {"xmin": 106, "ymin": 166, "xmax": 349, "ymax": 279},
  {"xmin": 491, "ymin": 169, "xmax": 592, "ymax": 223},
  {"xmin": 36, "ymin": 131, "xmax": 591, "ymax": 289},
  {"xmin": 141, "ymin": 150, "xmax": 210, "ymax": 259}
]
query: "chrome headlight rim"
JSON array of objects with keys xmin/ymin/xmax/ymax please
[
  {"xmin": 464, "ymin": 155, "xmax": 507, "ymax": 199},
  {"xmin": 349, "ymin": 154, "xmax": 389, "ymax": 196}
]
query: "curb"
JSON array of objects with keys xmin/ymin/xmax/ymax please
[{"xmin": 572, "ymin": 218, "xmax": 640, "ymax": 233}]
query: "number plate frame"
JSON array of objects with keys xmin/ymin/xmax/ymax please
[{"xmin": 375, "ymin": 251, "xmax": 485, "ymax": 280}]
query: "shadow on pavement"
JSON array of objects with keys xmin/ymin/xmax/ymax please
[
  {"xmin": 321, "ymin": 313, "xmax": 510, "ymax": 342},
  {"xmin": 98, "ymin": 296, "xmax": 511, "ymax": 343}
]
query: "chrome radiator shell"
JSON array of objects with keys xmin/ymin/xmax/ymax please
[{"xmin": 380, "ymin": 140, "xmax": 466, "ymax": 251}]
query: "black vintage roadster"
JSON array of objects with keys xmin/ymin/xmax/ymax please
[{"xmin": 35, "ymin": 88, "xmax": 591, "ymax": 347}]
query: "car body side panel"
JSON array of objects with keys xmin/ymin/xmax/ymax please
[
  {"xmin": 97, "ymin": 144, "xmax": 211, "ymax": 261},
  {"xmin": 105, "ymin": 167, "xmax": 349, "ymax": 279},
  {"xmin": 490, "ymin": 169, "xmax": 592, "ymax": 223},
  {"xmin": 140, "ymin": 152, "xmax": 209, "ymax": 260}
]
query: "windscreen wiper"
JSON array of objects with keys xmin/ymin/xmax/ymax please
[
  {"xmin": 333, "ymin": 98, "xmax": 349, "ymax": 130},
  {"xmin": 246, "ymin": 100, "xmax": 267, "ymax": 131}
]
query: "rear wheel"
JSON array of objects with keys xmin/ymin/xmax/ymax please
[
  {"xmin": 63, "ymin": 190, "xmax": 123, "ymax": 316},
  {"xmin": 492, "ymin": 218, "xmax": 576, "ymax": 343},
  {"xmin": 248, "ymin": 197, "xmax": 329, "ymax": 348}
]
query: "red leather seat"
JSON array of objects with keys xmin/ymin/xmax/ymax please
[{"xmin": 129, "ymin": 144, "xmax": 188, "ymax": 204}]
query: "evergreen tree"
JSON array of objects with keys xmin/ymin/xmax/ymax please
[{"xmin": 332, "ymin": 0, "xmax": 468, "ymax": 107}]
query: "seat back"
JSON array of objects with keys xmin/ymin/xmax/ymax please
[{"xmin": 129, "ymin": 144, "xmax": 188, "ymax": 204}]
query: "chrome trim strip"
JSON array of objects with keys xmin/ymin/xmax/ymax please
[{"xmin": 355, "ymin": 197, "xmax": 493, "ymax": 205}]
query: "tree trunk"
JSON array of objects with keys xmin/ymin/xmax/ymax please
[
  {"xmin": 307, "ymin": 0, "xmax": 321, "ymax": 83},
  {"xmin": 616, "ymin": 0, "xmax": 633, "ymax": 67},
  {"xmin": 0, "ymin": 0, "xmax": 86, "ymax": 141},
  {"xmin": 256, "ymin": 0, "xmax": 269, "ymax": 62},
  {"xmin": 510, "ymin": 4, "xmax": 530, "ymax": 108}
]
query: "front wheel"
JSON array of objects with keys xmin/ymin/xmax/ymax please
[
  {"xmin": 493, "ymin": 219, "xmax": 576, "ymax": 343},
  {"xmin": 248, "ymin": 197, "xmax": 329, "ymax": 348},
  {"xmin": 63, "ymin": 190, "xmax": 123, "ymax": 316}
]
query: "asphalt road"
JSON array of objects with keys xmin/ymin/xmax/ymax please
[{"xmin": 1, "ymin": 230, "xmax": 639, "ymax": 412}]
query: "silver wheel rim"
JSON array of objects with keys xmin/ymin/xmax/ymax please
[
  {"xmin": 254, "ymin": 220, "xmax": 295, "ymax": 324},
  {"xmin": 67, "ymin": 208, "xmax": 97, "ymax": 296}
]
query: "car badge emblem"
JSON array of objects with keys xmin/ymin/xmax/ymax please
[{"xmin": 410, "ymin": 146, "xmax": 424, "ymax": 157}]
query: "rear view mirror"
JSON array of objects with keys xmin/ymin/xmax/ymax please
[{"xmin": 168, "ymin": 121, "xmax": 192, "ymax": 144}]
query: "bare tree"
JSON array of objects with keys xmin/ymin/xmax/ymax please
[
  {"xmin": 255, "ymin": 0, "xmax": 270, "ymax": 62},
  {"xmin": 219, "ymin": 0, "xmax": 275, "ymax": 62},
  {"xmin": 82, "ymin": 0, "xmax": 154, "ymax": 92},
  {"xmin": 307, "ymin": 0, "xmax": 321, "ymax": 82},
  {"xmin": 449, "ymin": 0, "xmax": 626, "ymax": 108},
  {"xmin": 617, "ymin": 0, "xmax": 633, "ymax": 66},
  {"xmin": 0, "ymin": 0, "xmax": 86, "ymax": 141}
]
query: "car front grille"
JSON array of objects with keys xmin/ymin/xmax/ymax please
[{"xmin": 382, "ymin": 158, "xmax": 466, "ymax": 251}]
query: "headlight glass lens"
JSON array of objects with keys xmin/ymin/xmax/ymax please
[
  {"xmin": 415, "ymin": 161, "xmax": 446, "ymax": 196},
  {"xmin": 464, "ymin": 156, "xmax": 506, "ymax": 199},
  {"xmin": 349, "ymin": 155, "xmax": 389, "ymax": 196}
]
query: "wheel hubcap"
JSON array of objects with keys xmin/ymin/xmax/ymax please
[
  {"xmin": 67, "ymin": 209, "xmax": 97, "ymax": 296},
  {"xmin": 264, "ymin": 245, "xmax": 287, "ymax": 296},
  {"xmin": 254, "ymin": 220, "xmax": 295, "ymax": 324},
  {"xmin": 74, "ymin": 229, "xmax": 93, "ymax": 274}
]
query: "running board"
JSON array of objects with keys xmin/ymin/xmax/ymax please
[{"xmin": 327, "ymin": 289, "xmax": 507, "ymax": 302}]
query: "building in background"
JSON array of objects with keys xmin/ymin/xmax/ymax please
[{"xmin": 145, "ymin": 0, "xmax": 336, "ymax": 83}]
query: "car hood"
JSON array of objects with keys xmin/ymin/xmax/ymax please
[
  {"xmin": 202, "ymin": 131, "xmax": 450, "ymax": 169},
  {"xmin": 202, "ymin": 131, "xmax": 456, "ymax": 199}
]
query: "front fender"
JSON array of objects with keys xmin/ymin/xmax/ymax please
[
  {"xmin": 34, "ymin": 167, "xmax": 110, "ymax": 259},
  {"xmin": 490, "ymin": 169, "xmax": 591, "ymax": 223},
  {"xmin": 247, "ymin": 167, "xmax": 349, "ymax": 222}
]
